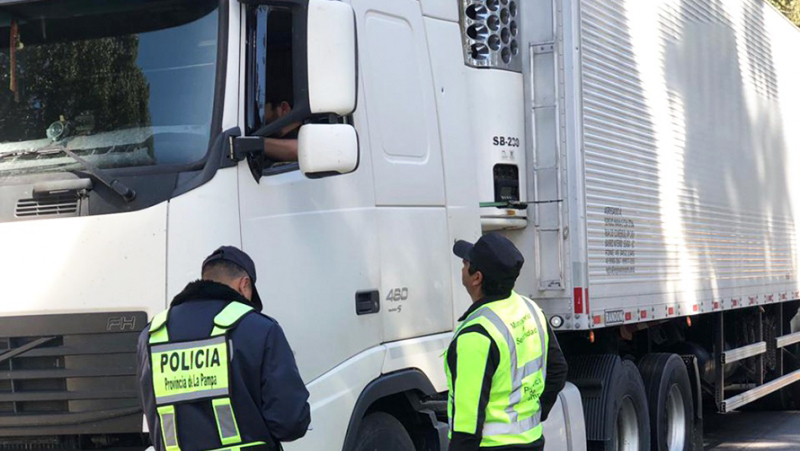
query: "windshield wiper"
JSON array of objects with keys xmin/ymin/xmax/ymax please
[{"xmin": 1, "ymin": 144, "xmax": 136, "ymax": 202}]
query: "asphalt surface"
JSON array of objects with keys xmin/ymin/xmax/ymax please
[{"xmin": 704, "ymin": 410, "xmax": 800, "ymax": 450}]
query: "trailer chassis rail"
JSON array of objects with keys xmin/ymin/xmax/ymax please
[{"xmin": 714, "ymin": 306, "xmax": 800, "ymax": 412}]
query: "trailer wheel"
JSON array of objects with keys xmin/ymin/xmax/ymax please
[
  {"xmin": 353, "ymin": 412, "xmax": 415, "ymax": 451},
  {"xmin": 638, "ymin": 353, "xmax": 693, "ymax": 451},
  {"xmin": 588, "ymin": 359, "xmax": 651, "ymax": 451}
]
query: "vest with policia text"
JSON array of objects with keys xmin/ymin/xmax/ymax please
[
  {"xmin": 148, "ymin": 302, "xmax": 272, "ymax": 451},
  {"xmin": 445, "ymin": 292, "xmax": 549, "ymax": 447}
]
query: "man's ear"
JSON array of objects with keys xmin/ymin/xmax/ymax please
[
  {"xmin": 233, "ymin": 276, "xmax": 246, "ymax": 296},
  {"xmin": 472, "ymin": 270, "xmax": 484, "ymax": 288},
  {"xmin": 278, "ymin": 101, "xmax": 292, "ymax": 117}
]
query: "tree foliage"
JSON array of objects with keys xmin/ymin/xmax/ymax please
[
  {"xmin": 768, "ymin": 0, "xmax": 800, "ymax": 27},
  {"xmin": 0, "ymin": 36, "xmax": 150, "ymax": 143}
]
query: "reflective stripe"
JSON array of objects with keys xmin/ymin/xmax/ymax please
[
  {"xmin": 213, "ymin": 398, "xmax": 242, "ymax": 445},
  {"xmin": 463, "ymin": 295, "xmax": 547, "ymax": 436},
  {"xmin": 157, "ymin": 405, "xmax": 181, "ymax": 451},
  {"xmin": 158, "ymin": 388, "xmax": 230, "ymax": 405},
  {"xmin": 522, "ymin": 296, "xmax": 548, "ymax": 381},
  {"xmin": 205, "ymin": 442, "xmax": 268, "ymax": 451},
  {"xmin": 483, "ymin": 412, "xmax": 542, "ymax": 436},
  {"xmin": 521, "ymin": 358, "xmax": 543, "ymax": 379},
  {"xmin": 212, "ymin": 302, "xmax": 253, "ymax": 336},
  {"xmin": 469, "ymin": 307, "xmax": 521, "ymax": 422},
  {"xmin": 149, "ymin": 310, "xmax": 170, "ymax": 344},
  {"xmin": 152, "ymin": 336, "xmax": 226, "ymax": 354}
]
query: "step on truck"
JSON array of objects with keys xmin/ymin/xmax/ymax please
[{"xmin": 0, "ymin": 0, "xmax": 798, "ymax": 450}]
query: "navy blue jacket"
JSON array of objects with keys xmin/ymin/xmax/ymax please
[{"xmin": 136, "ymin": 281, "xmax": 310, "ymax": 451}]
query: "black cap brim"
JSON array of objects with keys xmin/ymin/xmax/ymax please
[{"xmin": 453, "ymin": 240, "xmax": 474, "ymax": 260}]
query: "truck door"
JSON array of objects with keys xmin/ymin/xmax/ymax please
[
  {"xmin": 236, "ymin": 5, "xmax": 382, "ymax": 383},
  {"xmin": 351, "ymin": 0, "xmax": 453, "ymax": 341}
]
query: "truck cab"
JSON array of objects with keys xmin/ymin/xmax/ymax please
[{"xmin": 0, "ymin": 0, "xmax": 586, "ymax": 449}]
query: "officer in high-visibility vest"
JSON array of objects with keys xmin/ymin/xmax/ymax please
[
  {"xmin": 447, "ymin": 233, "xmax": 568, "ymax": 451},
  {"xmin": 136, "ymin": 246, "xmax": 310, "ymax": 451}
]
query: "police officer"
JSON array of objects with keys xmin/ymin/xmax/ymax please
[
  {"xmin": 136, "ymin": 246, "xmax": 310, "ymax": 451},
  {"xmin": 447, "ymin": 233, "xmax": 568, "ymax": 451}
]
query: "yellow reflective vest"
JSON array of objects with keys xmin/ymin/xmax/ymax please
[{"xmin": 445, "ymin": 292, "xmax": 549, "ymax": 447}]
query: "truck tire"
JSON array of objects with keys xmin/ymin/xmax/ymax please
[
  {"xmin": 587, "ymin": 359, "xmax": 651, "ymax": 451},
  {"xmin": 353, "ymin": 412, "xmax": 415, "ymax": 451},
  {"xmin": 638, "ymin": 353, "xmax": 694, "ymax": 451}
]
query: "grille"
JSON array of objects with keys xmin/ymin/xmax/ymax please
[
  {"xmin": 15, "ymin": 195, "xmax": 79, "ymax": 218},
  {"xmin": 0, "ymin": 312, "xmax": 146, "ymax": 437}
]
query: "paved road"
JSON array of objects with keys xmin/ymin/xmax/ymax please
[{"xmin": 704, "ymin": 410, "xmax": 800, "ymax": 450}]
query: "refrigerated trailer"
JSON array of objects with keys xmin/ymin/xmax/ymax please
[
  {"xmin": 0, "ymin": 0, "xmax": 798, "ymax": 450},
  {"xmin": 514, "ymin": 0, "xmax": 800, "ymax": 449}
]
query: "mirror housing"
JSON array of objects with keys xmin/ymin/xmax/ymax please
[
  {"xmin": 298, "ymin": 124, "xmax": 358, "ymax": 177},
  {"xmin": 307, "ymin": 0, "xmax": 357, "ymax": 116}
]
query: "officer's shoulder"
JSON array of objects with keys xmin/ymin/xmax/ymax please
[
  {"xmin": 240, "ymin": 310, "xmax": 280, "ymax": 328},
  {"xmin": 454, "ymin": 322, "xmax": 492, "ymax": 340}
]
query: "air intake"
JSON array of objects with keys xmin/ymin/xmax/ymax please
[
  {"xmin": 15, "ymin": 194, "xmax": 79, "ymax": 218},
  {"xmin": 0, "ymin": 312, "xmax": 146, "ymax": 437}
]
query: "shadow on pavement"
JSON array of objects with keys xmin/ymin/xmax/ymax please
[{"xmin": 704, "ymin": 411, "xmax": 800, "ymax": 450}]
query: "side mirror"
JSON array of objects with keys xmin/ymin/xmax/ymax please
[
  {"xmin": 298, "ymin": 124, "xmax": 358, "ymax": 177},
  {"xmin": 307, "ymin": 0, "xmax": 357, "ymax": 116}
]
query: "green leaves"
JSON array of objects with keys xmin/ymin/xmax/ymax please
[{"xmin": 767, "ymin": 0, "xmax": 800, "ymax": 27}]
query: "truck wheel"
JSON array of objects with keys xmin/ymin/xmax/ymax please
[
  {"xmin": 353, "ymin": 412, "xmax": 415, "ymax": 451},
  {"xmin": 589, "ymin": 359, "xmax": 651, "ymax": 451},
  {"xmin": 638, "ymin": 354, "xmax": 693, "ymax": 451}
]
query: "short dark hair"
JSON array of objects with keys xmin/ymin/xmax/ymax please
[
  {"xmin": 469, "ymin": 263, "xmax": 513, "ymax": 297},
  {"xmin": 265, "ymin": 90, "xmax": 293, "ymax": 109},
  {"xmin": 202, "ymin": 260, "xmax": 248, "ymax": 282}
]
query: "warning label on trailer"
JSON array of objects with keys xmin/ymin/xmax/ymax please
[{"xmin": 604, "ymin": 207, "xmax": 636, "ymax": 275}]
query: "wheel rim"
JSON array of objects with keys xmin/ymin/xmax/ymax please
[
  {"xmin": 614, "ymin": 395, "xmax": 639, "ymax": 451},
  {"xmin": 665, "ymin": 384, "xmax": 687, "ymax": 451}
]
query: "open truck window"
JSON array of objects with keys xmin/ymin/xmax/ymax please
[{"xmin": 246, "ymin": 6, "xmax": 294, "ymax": 136}]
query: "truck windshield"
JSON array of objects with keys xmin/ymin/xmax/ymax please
[{"xmin": 0, "ymin": 0, "xmax": 219, "ymax": 176}]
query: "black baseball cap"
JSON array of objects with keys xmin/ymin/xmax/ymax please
[
  {"xmin": 202, "ymin": 246, "xmax": 262, "ymax": 311},
  {"xmin": 453, "ymin": 233, "xmax": 524, "ymax": 285}
]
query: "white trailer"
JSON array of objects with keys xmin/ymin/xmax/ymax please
[
  {"xmin": 510, "ymin": 0, "xmax": 800, "ymax": 449},
  {"xmin": 0, "ymin": 0, "xmax": 798, "ymax": 450}
]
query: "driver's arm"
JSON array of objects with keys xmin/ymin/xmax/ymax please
[{"xmin": 263, "ymin": 137, "xmax": 298, "ymax": 162}]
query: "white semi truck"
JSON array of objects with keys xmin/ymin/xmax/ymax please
[{"xmin": 0, "ymin": 0, "xmax": 798, "ymax": 450}]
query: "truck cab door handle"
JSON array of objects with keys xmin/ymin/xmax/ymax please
[{"xmin": 356, "ymin": 290, "xmax": 380, "ymax": 315}]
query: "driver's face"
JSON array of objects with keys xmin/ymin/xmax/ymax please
[{"xmin": 263, "ymin": 101, "xmax": 291, "ymax": 124}]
